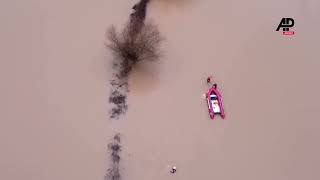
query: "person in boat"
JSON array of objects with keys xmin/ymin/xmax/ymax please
[{"xmin": 212, "ymin": 83, "xmax": 217, "ymax": 89}]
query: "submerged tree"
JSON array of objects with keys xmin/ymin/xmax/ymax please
[
  {"xmin": 106, "ymin": 0, "xmax": 163, "ymax": 119},
  {"xmin": 106, "ymin": 21, "xmax": 163, "ymax": 78},
  {"xmin": 106, "ymin": 134, "xmax": 122, "ymax": 180}
]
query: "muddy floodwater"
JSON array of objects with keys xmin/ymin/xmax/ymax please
[{"xmin": 0, "ymin": 0, "xmax": 320, "ymax": 180}]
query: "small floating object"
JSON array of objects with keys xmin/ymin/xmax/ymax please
[{"xmin": 206, "ymin": 85, "xmax": 225, "ymax": 119}]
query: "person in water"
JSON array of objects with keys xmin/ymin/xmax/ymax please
[
  {"xmin": 207, "ymin": 76, "xmax": 217, "ymax": 88},
  {"xmin": 170, "ymin": 166, "xmax": 177, "ymax": 174},
  {"xmin": 207, "ymin": 76, "xmax": 212, "ymax": 84}
]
